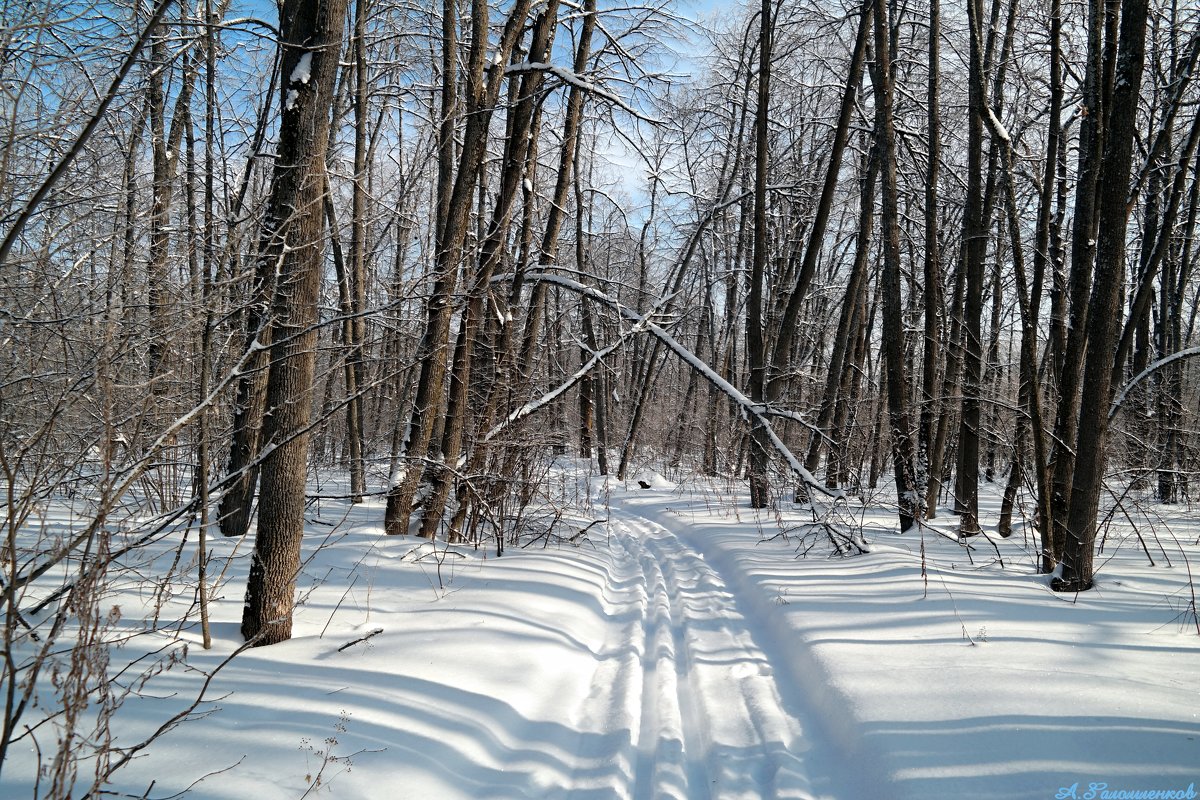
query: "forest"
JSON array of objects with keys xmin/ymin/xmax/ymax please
[{"xmin": 2, "ymin": 0, "xmax": 1199, "ymax": 794}]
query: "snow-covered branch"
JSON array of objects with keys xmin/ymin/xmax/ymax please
[
  {"xmin": 479, "ymin": 319, "xmax": 646, "ymax": 449},
  {"xmin": 508, "ymin": 271, "xmax": 840, "ymax": 499},
  {"xmin": 1110, "ymin": 346, "xmax": 1200, "ymax": 421},
  {"xmin": 505, "ymin": 62, "xmax": 662, "ymax": 124}
]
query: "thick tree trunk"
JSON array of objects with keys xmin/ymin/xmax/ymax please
[
  {"xmin": 1057, "ymin": 0, "xmax": 1148, "ymax": 592},
  {"xmin": 1048, "ymin": 0, "xmax": 1107, "ymax": 569},
  {"xmin": 241, "ymin": 0, "xmax": 349, "ymax": 645}
]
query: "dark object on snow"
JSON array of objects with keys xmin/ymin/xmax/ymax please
[
  {"xmin": 338, "ymin": 628, "xmax": 384, "ymax": 652},
  {"xmin": 637, "ymin": 480, "xmax": 651, "ymax": 489}
]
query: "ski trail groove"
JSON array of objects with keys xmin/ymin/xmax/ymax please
[
  {"xmin": 553, "ymin": 531, "xmax": 648, "ymax": 799},
  {"xmin": 614, "ymin": 511, "xmax": 814, "ymax": 800}
]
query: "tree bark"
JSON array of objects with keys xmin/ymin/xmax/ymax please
[
  {"xmin": 804, "ymin": 141, "xmax": 877, "ymax": 485},
  {"xmin": 417, "ymin": 1, "xmax": 561, "ymax": 539},
  {"xmin": 1032, "ymin": 0, "xmax": 1064, "ymax": 567},
  {"xmin": 342, "ymin": 0, "xmax": 371, "ymax": 503},
  {"xmin": 241, "ymin": 0, "xmax": 349, "ymax": 645},
  {"xmin": 918, "ymin": 0, "xmax": 943, "ymax": 517},
  {"xmin": 1057, "ymin": 0, "xmax": 1148, "ymax": 592},
  {"xmin": 217, "ymin": 49, "xmax": 284, "ymax": 539},
  {"xmin": 1048, "ymin": 0, "xmax": 1108, "ymax": 569},
  {"xmin": 767, "ymin": 0, "xmax": 871, "ymax": 404},
  {"xmin": 384, "ymin": 0, "xmax": 534, "ymax": 535},
  {"xmin": 746, "ymin": 0, "xmax": 773, "ymax": 508},
  {"xmin": 956, "ymin": 0, "xmax": 988, "ymax": 535},
  {"xmin": 870, "ymin": 0, "xmax": 921, "ymax": 531}
]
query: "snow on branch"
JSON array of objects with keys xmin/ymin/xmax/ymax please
[
  {"xmin": 505, "ymin": 62, "xmax": 662, "ymax": 124},
  {"xmin": 511, "ymin": 271, "xmax": 840, "ymax": 499},
  {"xmin": 1110, "ymin": 345, "xmax": 1200, "ymax": 421},
  {"xmin": 479, "ymin": 318, "xmax": 647, "ymax": 450},
  {"xmin": 983, "ymin": 104, "xmax": 1011, "ymax": 145}
]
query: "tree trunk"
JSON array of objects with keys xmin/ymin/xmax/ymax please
[
  {"xmin": 871, "ymin": 0, "xmax": 921, "ymax": 531},
  {"xmin": 956, "ymin": 0, "xmax": 988, "ymax": 535},
  {"xmin": 1057, "ymin": 0, "xmax": 1148, "ymax": 592},
  {"xmin": 804, "ymin": 141, "xmax": 877, "ymax": 484},
  {"xmin": 241, "ymin": 0, "xmax": 349, "ymax": 645},
  {"xmin": 145, "ymin": 22, "xmax": 171, "ymax": 386},
  {"xmin": 746, "ymin": 0, "xmax": 773, "ymax": 508},
  {"xmin": 767, "ymin": 0, "xmax": 871, "ymax": 405},
  {"xmin": 417, "ymin": 1, "xmax": 561, "ymax": 540},
  {"xmin": 1159, "ymin": 155, "xmax": 1200, "ymax": 502},
  {"xmin": 830, "ymin": 274, "xmax": 876, "ymax": 491},
  {"xmin": 384, "ymin": 0, "xmax": 534, "ymax": 535},
  {"xmin": 918, "ymin": 0, "xmax": 943, "ymax": 517},
  {"xmin": 1047, "ymin": 0, "xmax": 1108, "ymax": 569},
  {"xmin": 343, "ymin": 0, "xmax": 371, "ymax": 503},
  {"xmin": 1032, "ymin": 0, "xmax": 1063, "ymax": 566},
  {"xmin": 217, "ymin": 52, "xmax": 284, "ymax": 539}
]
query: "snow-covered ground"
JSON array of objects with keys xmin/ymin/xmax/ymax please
[{"xmin": 3, "ymin": 472, "xmax": 1198, "ymax": 799}]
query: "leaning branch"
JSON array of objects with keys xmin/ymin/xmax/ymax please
[
  {"xmin": 505, "ymin": 61, "xmax": 662, "ymax": 124},
  {"xmin": 480, "ymin": 319, "xmax": 646, "ymax": 449},
  {"xmin": 1109, "ymin": 346, "xmax": 1200, "ymax": 421},
  {"xmin": 507, "ymin": 271, "xmax": 841, "ymax": 499}
]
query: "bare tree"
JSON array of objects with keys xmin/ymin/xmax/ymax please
[
  {"xmin": 870, "ymin": 0, "xmax": 922, "ymax": 531},
  {"xmin": 241, "ymin": 0, "xmax": 351, "ymax": 645},
  {"xmin": 746, "ymin": 0, "xmax": 774, "ymax": 508},
  {"xmin": 1057, "ymin": 0, "xmax": 1149, "ymax": 592}
]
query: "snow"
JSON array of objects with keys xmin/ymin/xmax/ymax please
[
  {"xmin": 3, "ymin": 476, "xmax": 1198, "ymax": 799},
  {"xmin": 289, "ymin": 52, "xmax": 313, "ymax": 86},
  {"xmin": 285, "ymin": 52, "xmax": 313, "ymax": 111},
  {"xmin": 505, "ymin": 62, "xmax": 662, "ymax": 124},
  {"xmin": 510, "ymin": 270, "xmax": 836, "ymax": 500},
  {"xmin": 984, "ymin": 105, "xmax": 1011, "ymax": 145},
  {"xmin": 1111, "ymin": 345, "xmax": 1200, "ymax": 420}
]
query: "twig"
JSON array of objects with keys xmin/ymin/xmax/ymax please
[
  {"xmin": 337, "ymin": 628, "xmax": 383, "ymax": 652},
  {"xmin": 319, "ymin": 575, "xmax": 360, "ymax": 639}
]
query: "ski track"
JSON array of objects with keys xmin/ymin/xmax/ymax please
[{"xmin": 578, "ymin": 504, "xmax": 814, "ymax": 800}]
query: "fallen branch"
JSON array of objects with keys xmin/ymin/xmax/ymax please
[{"xmin": 337, "ymin": 628, "xmax": 384, "ymax": 652}]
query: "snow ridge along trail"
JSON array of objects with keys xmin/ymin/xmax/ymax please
[{"xmin": 608, "ymin": 504, "xmax": 815, "ymax": 800}]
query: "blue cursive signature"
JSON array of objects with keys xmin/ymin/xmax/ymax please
[{"xmin": 1056, "ymin": 782, "xmax": 1197, "ymax": 800}]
